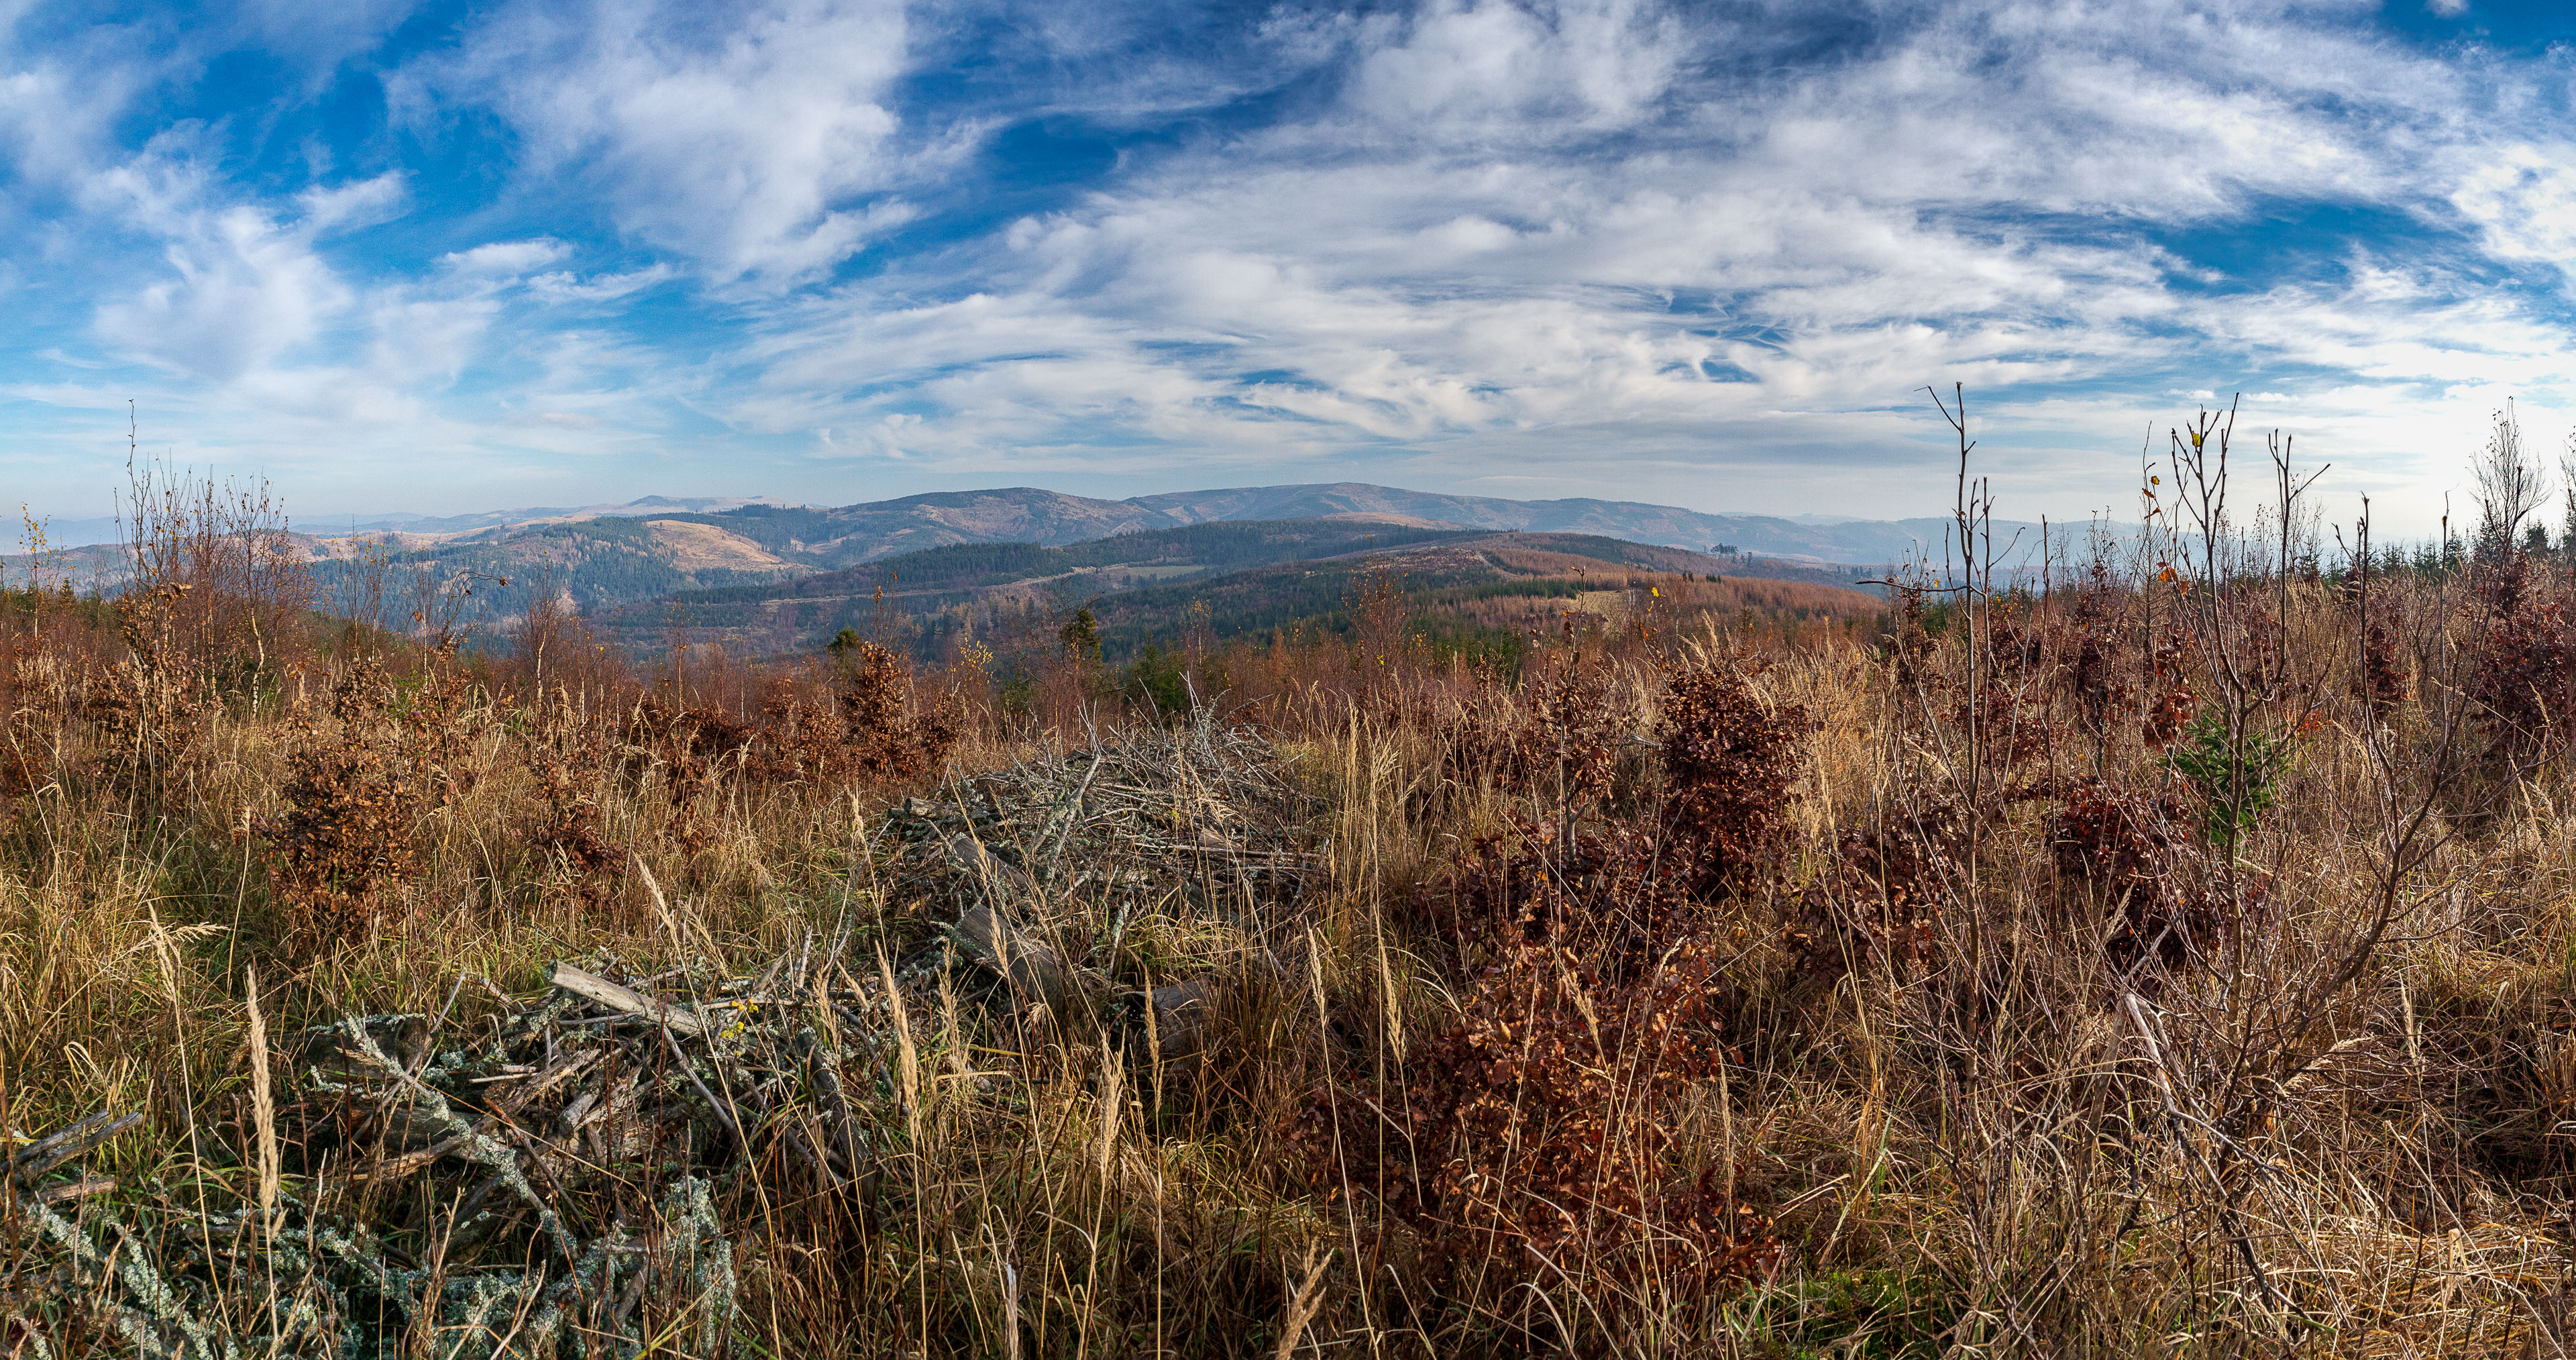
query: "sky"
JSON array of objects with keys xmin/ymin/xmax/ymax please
[{"xmin": 5, "ymin": 0, "xmax": 2576, "ymax": 536}]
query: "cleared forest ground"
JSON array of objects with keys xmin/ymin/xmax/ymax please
[{"xmin": 9, "ymin": 433, "xmax": 2576, "ymax": 1356}]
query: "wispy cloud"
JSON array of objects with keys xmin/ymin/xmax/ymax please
[
  {"xmin": 0, "ymin": 0, "xmax": 2569, "ymax": 531},
  {"xmin": 402, "ymin": 0, "xmax": 921, "ymax": 284}
]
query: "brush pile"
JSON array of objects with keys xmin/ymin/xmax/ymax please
[
  {"xmin": 876, "ymin": 713, "xmax": 1319, "ymax": 1035},
  {"xmin": 2, "ymin": 717, "xmax": 1320, "ymax": 1358}
]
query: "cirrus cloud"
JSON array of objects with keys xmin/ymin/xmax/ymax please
[{"xmin": 0, "ymin": 0, "xmax": 2566, "ymax": 533}]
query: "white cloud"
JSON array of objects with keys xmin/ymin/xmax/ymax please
[
  {"xmin": 235, "ymin": 0, "xmax": 427, "ymax": 72},
  {"xmin": 441, "ymin": 238, "xmax": 571, "ymax": 277},
  {"xmin": 414, "ymin": 0, "xmax": 916, "ymax": 284},
  {"xmin": 669, "ymin": 0, "xmax": 2574, "ymax": 532},
  {"xmin": 1344, "ymin": 0, "xmax": 1683, "ymax": 136},
  {"xmin": 9, "ymin": 0, "xmax": 2576, "ymax": 532},
  {"xmin": 80, "ymin": 168, "xmax": 407, "ymax": 382},
  {"xmin": 2451, "ymin": 144, "xmax": 2576, "ymax": 283},
  {"xmin": 525, "ymin": 262, "xmax": 678, "ymax": 303},
  {"xmin": 93, "ymin": 211, "xmax": 348, "ymax": 382}
]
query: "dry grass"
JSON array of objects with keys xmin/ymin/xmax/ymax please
[{"xmin": 14, "ymin": 442, "xmax": 2576, "ymax": 1357}]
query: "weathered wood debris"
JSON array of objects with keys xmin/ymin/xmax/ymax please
[{"xmin": 3, "ymin": 717, "xmax": 1318, "ymax": 1358}]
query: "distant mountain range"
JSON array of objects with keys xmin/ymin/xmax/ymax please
[
  {"xmin": 11, "ymin": 484, "xmax": 2077, "ymax": 650},
  {"xmin": 704, "ymin": 482, "xmax": 2035, "ymax": 567},
  {"xmin": 592, "ymin": 524, "xmax": 1880, "ymax": 661},
  {"xmin": 434, "ymin": 483, "xmax": 2051, "ymax": 566},
  {"xmin": 17, "ymin": 481, "xmax": 2050, "ymax": 565},
  {"xmin": 15, "ymin": 496, "xmax": 794, "ymax": 552}
]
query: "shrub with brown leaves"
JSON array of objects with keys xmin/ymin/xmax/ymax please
[
  {"xmin": 2469, "ymin": 555, "xmax": 2576, "ymax": 768},
  {"xmin": 88, "ymin": 582, "xmax": 204, "ymax": 781},
  {"xmin": 623, "ymin": 641, "xmax": 961, "ymax": 857},
  {"xmin": 262, "ymin": 653, "xmax": 486, "ymax": 948},
  {"xmin": 1657, "ymin": 660, "xmax": 1812, "ymax": 893},
  {"xmin": 1442, "ymin": 648, "xmax": 1635, "ymax": 807},
  {"xmin": 1795, "ymin": 802, "xmax": 1964, "ymax": 979},
  {"xmin": 522, "ymin": 690, "xmax": 627, "ymax": 908},
  {"xmin": 2045, "ymin": 776, "xmax": 2232, "ymax": 968},
  {"xmin": 1292, "ymin": 653, "xmax": 1805, "ymax": 1338}
]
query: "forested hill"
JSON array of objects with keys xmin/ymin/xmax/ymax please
[
  {"xmin": 669, "ymin": 518, "xmax": 1479, "ymax": 605},
  {"xmin": 592, "ymin": 526, "xmax": 1882, "ymax": 661}
]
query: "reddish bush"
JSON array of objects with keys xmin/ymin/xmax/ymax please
[
  {"xmin": 1290, "ymin": 652, "xmax": 1806, "ymax": 1325},
  {"xmin": 1657, "ymin": 662, "xmax": 1812, "ymax": 893},
  {"xmin": 624, "ymin": 641, "xmax": 961, "ymax": 855},
  {"xmin": 523, "ymin": 692, "xmax": 626, "ymax": 908},
  {"xmin": 1442, "ymin": 649, "xmax": 1634, "ymax": 807},
  {"xmin": 262, "ymin": 653, "xmax": 486, "ymax": 947},
  {"xmin": 1796, "ymin": 802, "xmax": 1964, "ymax": 978},
  {"xmin": 2358, "ymin": 620, "xmax": 2409, "ymax": 712},
  {"xmin": 2469, "ymin": 558, "xmax": 2576, "ymax": 768},
  {"xmin": 2045, "ymin": 777, "xmax": 2231, "ymax": 967},
  {"xmin": 1296, "ymin": 821, "xmax": 1779, "ymax": 1317},
  {"xmin": 2060, "ymin": 564, "xmax": 2129, "ymax": 735}
]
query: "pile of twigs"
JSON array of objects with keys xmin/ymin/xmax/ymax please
[
  {"xmin": 7, "ymin": 933, "xmax": 789, "ymax": 1358},
  {"xmin": 3, "ymin": 716, "xmax": 1322, "ymax": 1357},
  {"xmin": 877, "ymin": 713, "xmax": 1320, "ymax": 1055}
]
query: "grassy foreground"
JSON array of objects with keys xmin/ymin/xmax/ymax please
[{"xmin": 9, "ymin": 437, "xmax": 2576, "ymax": 1356}]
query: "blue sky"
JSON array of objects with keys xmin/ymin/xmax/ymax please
[{"xmin": 5, "ymin": 0, "xmax": 2576, "ymax": 535}]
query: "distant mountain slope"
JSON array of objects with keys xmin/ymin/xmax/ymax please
[
  {"xmin": 600, "ymin": 522, "xmax": 1869, "ymax": 660},
  {"xmin": 672, "ymin": 489, "xmax": 1175, "ymax": 564},
  {"xmin": 1129, "ymin": 482, "xmax": 1729, "ymax": 543},
  {"xmin": 11, "ymin": 480, "xmax": 2067, "ymax": 605},
  {"xmin": 676, "ymin": 517, "xmax": 1474, "ymax": 604},
  {"xmin": 309, "ymin": 516, "xmax": 807, "ymax": 618},
  {"xmin": 472, "ymin": 483, "xmax": 2037, "ymax": 583},
  {"xmin": 598, "ymin": 518, "xmax": 1487, "ymax": 652},
  {"xmin": 333, "ymin": 495, "xmax": 796, "ymax": 538},
  {"xmin": 1081, "ymin": 535, "xmax": 1885, "ymax": 660},
  {"xmin": 1122, "ymin": 482, "xmax": 2048, "ymax": 564}
]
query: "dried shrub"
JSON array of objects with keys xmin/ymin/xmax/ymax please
[
  {"xmin": 1884, "ymin": 579, "xmax": 1936, "ymax": 688},
  {"xmin": 1442, "ymin": 649, "xmax": 1633, "ymax": 806},
  {"xmin": 826, "ymin": 637, "xmax": 961, "ymax": 781},
  {"xmin": 1954, "ymin": 680, "xmax": 2051, "ymax": 770},
  {"xmin": 1346, "ymin": 560, "xmax": 1409, "ymax": 670},
  {"xmin": 623, "ymin": 640, "xmax": 960, "ymax": 856},
  {"xmin": 1290, "ymin": 653, "xmax": 1807, "ymax": 1334},
  {"xmin": 2059, "ymin": 562, "xmax": 2131, "ymax": 735},
  {"xmin": 523, "ymin": 690, "xmax": 626, "ymax": 908},
  {"xmin": 1657, "ymin": 660, "xmax": 1813, "ymax": 893},
  {"xmin": 1796, "ymin": 802, "xmax": 1965, "ymax": 978},
  {"xmin": 1, "ymin": 649, "xmax": 88, "ymax": 804},
  {"xmin": 89, "ymin": 582, "xmax": 205, "ymax": 780},
  {"xmin": 262, "ymin": 652, "xmax": 486, "ymax": 947},
  {"xmin": 2143, "ymin": 682, "xmax": 2196, "ymax": 750},
  {"xmin": 1411, "ymin": 931, "xmax": 1774, "ymax": 1297},
  {"xmin": 623, "ymin": 693, "xmax": 753, "ymax": 856},
  {"xmin": 743, "ymin": 643, "xmax": 960, "ymax": 788},
  {"xmin": 2358, "ymin": 618, "xmax": 2409, "ymax": 711},
  {"xmin": 2469, "ymin": 554, "xmax": 2576, "ymax": 767},
  {"xmin": 118, "ymin": 461, "xmax": 316, "ymax": 695},
  {"xmin": 1297, "ymin": 828, "xmax": 1779, "ymax": 1329},
  {"xmin": 2046, "ymin": 776, "xmax": 2228, "ymax": 967}
]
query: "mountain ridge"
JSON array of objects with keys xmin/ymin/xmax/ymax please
[{"xmin": 18, "ymin": 481, "xmax": 2061, "ymax": 568}]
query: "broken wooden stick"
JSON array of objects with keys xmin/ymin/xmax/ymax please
[
  {"xmin": 549, "ymin": 962, "xmax": 709, "ymax": 1038},
  {"xmin": 11, "ymin": 1110, "xmax": 142, "ymax": 1186},
  {"xmin": 945, "ymin": 835, "xmax": 1076, "ymax": 1018}
]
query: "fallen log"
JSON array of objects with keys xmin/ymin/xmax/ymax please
[
  {"xmin": 548, "ymin": 962, "xmax": 709, "ymax": 1037},
  {"xmin": 10, "ymin": 1110, "xmax": 142, "ymax": 1186},
  {"xmin": 945, "ymin": 835, "xmax": 1077, "ymax": 1018}
]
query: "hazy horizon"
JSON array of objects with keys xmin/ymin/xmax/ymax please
[{"xmin": 3, "ymin": 1, "xmax": 2573, "ymax": 537}]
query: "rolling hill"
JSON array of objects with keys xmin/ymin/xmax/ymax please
[
  {"xmin": 597, "ymin": 525, "xmax": 1884, "ymax": 663},
  {"xmin": 9, "ymin": 481, "xmax": 2009, "ymax": 625},
  {"xmin": 290, "ymin": 482, "xmax": 1990, "ymax": 623}
]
